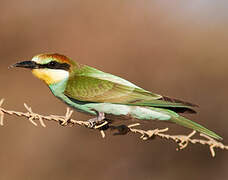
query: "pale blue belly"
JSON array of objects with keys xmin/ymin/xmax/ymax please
[{"xmin": 84, "ymin": 103, "xmax": 172, "ymax": 121}]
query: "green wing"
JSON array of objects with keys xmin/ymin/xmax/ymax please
[{"xmin": 64, "ymin": 65, "xmax": 196, "ymax": 113}]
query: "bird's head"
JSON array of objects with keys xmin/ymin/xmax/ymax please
[{"xmin": 11, "ymin": 53, "xmax": 77, "ymax": 85}]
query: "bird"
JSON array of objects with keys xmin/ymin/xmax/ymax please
[{"xmin": 11, "ymin": 53, "xmax": 222, "ymax": 140}]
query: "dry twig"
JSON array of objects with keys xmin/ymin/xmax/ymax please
[{"xmin": 0, "ymin": 98, "xmax": 227, "ymax": 157}]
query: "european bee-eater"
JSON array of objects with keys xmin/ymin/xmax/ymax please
[{"xmin": 12, "ymin": 53, "xmax": 222, "ymax": 140}]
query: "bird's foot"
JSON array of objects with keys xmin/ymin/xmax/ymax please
[{"xmin": 87, "ymin": 111, "xmax": 105, "ymax": 128}]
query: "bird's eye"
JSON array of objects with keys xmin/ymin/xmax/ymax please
[{"xmin": 48, "ymin": 61, "xmax": 57, "ymax": 67}]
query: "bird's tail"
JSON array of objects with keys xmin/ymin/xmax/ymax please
[{"xmin": 170, "ymin": 115, "xmax": 222, "ymax": 140}]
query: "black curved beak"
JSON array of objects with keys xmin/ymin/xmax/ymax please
[{"xmin": 10, "ymin": 61, "xmax": 37, "ymax": 69}]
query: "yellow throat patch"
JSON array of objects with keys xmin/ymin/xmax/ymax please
[{"xmin": 32, "ymin": 69, "xmax": 69, "ymax": 85}]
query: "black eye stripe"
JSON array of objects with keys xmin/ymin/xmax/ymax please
[{"xmin": 36, "ymin": 61, "xmax": 70, "ymax": 70}]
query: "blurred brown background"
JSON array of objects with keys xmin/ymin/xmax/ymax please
[{"xmin": 1, "ymin": 0, "xmax": 228, "ymax": 179}]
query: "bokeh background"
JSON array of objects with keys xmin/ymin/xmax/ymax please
[{"xmin": 1, "ymin": 0, "xmax": 228, "ymax": 179}]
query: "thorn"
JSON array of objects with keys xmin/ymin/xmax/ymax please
[
  {"xmin": 210, "ymin": 145, "xmax": 216, "ymax": 157},
  {"xmin": 29, "ymin": 117, "xmax": 38, "ymax": 126},
  {"xmin": 0, "ymin": 110, "xmax": 4, "ymax": 126},
  {"xmin": 142, "ymin": 136, "xmax": 149, "ymax": 140},
  {"xmin": 188, "ymin": 130, "xmax": 196, "ymax": 138},
  {"xmin": 60, "ymin": 108, "xmax": 74, "ymax": 126},
  {"xmin": 200, "ymin": 133, "xmax": 214, "ymax": 141},
  {"xmin": 156, "ymin": 128, "xmax": 169, "ymax": 133},
  {"xmin": 24, "ymin": 103, "xmax": 32, "ymax": 112},
  {"xmin": 38, "ymin": 116, "xmax": 46, "ymax": 127},
  {"xmin": 0, "ymin": 98, "xmax": 4, "ymax": 126},
  {"xmin": 100, "ymin": 130, "xmax": 106, "ymax": 138},
  {"xmin": 94, "ymin": 121, "xmax": 108, "ymax": 129},
  {"xmin": 65, "ymin": 108, "xmax": 73, "ymax": 118},
  {"xmin": 0, "ymin": 99, "xmax": 5, "ymax": 106},
  {"xmin": 128, "ymin": 123, "xmax": 141, "ymax": 128}
]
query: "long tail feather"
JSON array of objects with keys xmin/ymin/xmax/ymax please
[
  {"xmin": 161, "ymin": 96, "xmax": 199, "ymax": 107},
  {"xmin": 170, "ymin": 116, "xmax": 222, "ymax": 140}
]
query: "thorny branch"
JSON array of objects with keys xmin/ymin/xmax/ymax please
[{"xmin": 0, "ymin": 98, "xmax": 227, "ymax": 157}]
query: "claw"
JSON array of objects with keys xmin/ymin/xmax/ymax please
[
  {"xmin": 88, "ymin": 119, "xmax": 96, "ymax": 128},
  {"xmin": 86, "ymin": 111, "xmax": 105, "ymax": 128}
]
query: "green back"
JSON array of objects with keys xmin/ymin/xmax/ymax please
[{"xmin": 64, "ymin": 65, "xmax": 196, "ymax": 112}]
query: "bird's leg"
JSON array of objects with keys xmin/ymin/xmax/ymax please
[{"xmin": 87, "ymin": 111, "xmax": 105, "ymax": 128}]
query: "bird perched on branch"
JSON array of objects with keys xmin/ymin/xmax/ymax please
[{"xmin": 11, "ymin": 53, "xmax": 222, "ymax": 140}]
